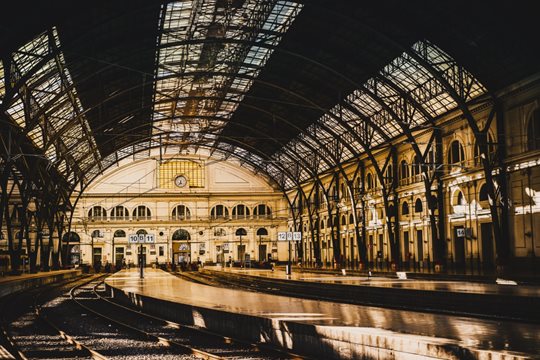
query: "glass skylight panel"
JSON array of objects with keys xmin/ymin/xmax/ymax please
[
  {"xmin": 3, "ymin": 27, "xmax": 101, "ymax": 184},
  {"xmin": 28, "ymin": 126, "xmax": 44, "ymax": 148},
  {"xmin": 153, "ymin": 0, "xmax": 302, "ymax": 151},
  {"xmin": 280, "ymin": 40, "xmax": 487, "ymax": 189},
  {"xmin": 6, "ymin": 98, "xmax": 25, "ymax": 128}
]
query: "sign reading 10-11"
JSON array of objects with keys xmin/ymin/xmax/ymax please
[{"xmin": 128, "ymin": 234, "xmax": 155, "ymax": 244}]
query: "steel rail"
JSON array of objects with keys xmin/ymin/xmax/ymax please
[
  {"xmin": 0, "ymin": 274, "xmax": 96, "ymax": 360},
  {"xmin": 90, "ymin": 280, "xmax": 309, "ymax": 360},
  {"xmin": 34, "ymin": 274, "xmax": 109, "ymax": 360},
  {"xmin": 70, "ymin": 279, "xmax": 224, "ymax": 360}
]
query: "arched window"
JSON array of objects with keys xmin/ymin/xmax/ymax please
[
  {"xmin": 448, "ymin": 140, "xmax": 465, "ymax": 165},
  {"xmin": 474, "ymin": 133, "xmax": 496, "ymax": 165},
  {"xmin": 355, "ymin": 178, "xmax": 361, "ymax": 194},
  {"xmin": 110, "ymin": 206, "xmax": 129, "ymax": 221},
  {"xmin": 400, "ymin": 160, "xmax": 409, "ymax": 184},
  {"xmin": 321, "ymin": 219, "xmax": 325, "ymax": 230},
  {"xmin": 479, "ymin": 184, "xmax": 489, "ymax": 202},
  {"xmin": 113, "ymin": 230, "xmax": 126, "ymax": 238},
  {"xmin": 367, "ymin": 173, "xmax": 373, "ymax": 190},
  {"xmin": 457, "ymin": 191, "xmax": 466, "ymax": 206},
  {"xmin": 349, "ymin": 213, "xmax": 354, "ymax": 224},
  {"xmin": 341, "ymin": 215, "xmax": 347, "ymax": 226},
  {"xmin": 414, "ymin": 198, "xmax": 423, "ymax": 213},
  {"xmin": 527, "ymin": 109, "xmax": 540, "ymax": 151},
  {"xmin": 214, "ymin": 228, "xmax": 226, "ymax": 237},
  {"xmin": 210, "ymin": 204, "xmax": 229, "ymax": 219},
  {"xmin": 256, "ymin": 228, "xmax": 268, "ymax": 236},
  {"xmin": 232, "ymin": 204, "xmax": 250, "ymax": 219},
  {"xmin": 62, "ymin": 232, "xmax": 80, "ymax": 242},
  {"xmin": 91, "ymin": 229, "xmax": 103, "ymax": 238},
  {"xmin": 235, "ymin": 228, "xmax": 247, "ymax": 236},
  {"xmin": 172, "ymin": 229, "xmax": 190, "ymax": 240},
  {"xmin": 385, "ymin": 164, "xmax": 393, "ymax": 185},
  {"xmin": 171, "ymin": 205, "xmax": 191, "ymax": 220},
  {"xmin": 411, "ymin": 155, "xmax": 422, "ymax": 181},
  {"xmin": 253, "ymin": 204, "xmax": 271, "ymax": 218},
  {"xmin": 136, "ymin": 229, "xmax": 147, "ymax": 235},
  {"xmin": 88, "ymin": 206, "xmax": 107, "ymax": 221},
  {"xmin": 402, "ymin": 201, "xmax": 409, "ymax": 216},
  {"xmin": 132, "ymin": 205, "xmax": 151, "ymax": 220}
]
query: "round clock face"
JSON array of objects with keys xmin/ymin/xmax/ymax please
[{"xmin": 174, "ymin": 175, "xmax": 187, "ymax": 188}]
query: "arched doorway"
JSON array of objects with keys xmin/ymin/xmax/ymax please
[
  {"xmin": 256, "ymin": 228, "xmax": 268, "ymax": 261},
  {"xmin": 235, "ymin": 228, "xmax": 248, "ymax": 265},
  {"xmin": 62, "ymin": 232, "xmax": 80, "ymax": 266},
  {"xmin": 172, "ymin": 229, "xmax": 191, "ymax": 264}
]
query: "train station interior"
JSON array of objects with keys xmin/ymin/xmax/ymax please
[{"xmin": 1, "ymin": 1, "xmax": 539, "ymax": 359}]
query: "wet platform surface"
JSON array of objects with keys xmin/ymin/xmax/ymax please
[
  {"xmin": 106, "ymin": 268, "xmax": 540, "ymax": 355},
  {"xmin": 207, "ymin": 266, "xmax": 540, "ymax": 297}
]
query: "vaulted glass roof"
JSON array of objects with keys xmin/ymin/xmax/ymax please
[{"xmin": 2, "ymin": 1, "xmax": 532, "ymax": 194}]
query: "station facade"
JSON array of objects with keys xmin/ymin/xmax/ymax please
[
  {"xmin": 289, "ymin": 77, "xmax": 540, "ymax": 272},
  {"xmin": 69, "ymin": 152, "xmax": 289, "ymax": 268}
]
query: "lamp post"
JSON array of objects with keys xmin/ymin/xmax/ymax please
[{"xmin": 91, "ymin": 232, "xmax": 95, "ymax": 268}]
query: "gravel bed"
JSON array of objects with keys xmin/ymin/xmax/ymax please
[
  {"xmin": 42, "ymin": 281, "xmax": 196, "ymax": 359},
  {"xmin": 1, "ymin": 276, "xmax": 96, "ymax": 359},
  {"xmin": 92, "ymin": 286, "xmax": 292, "ymax": 359}
]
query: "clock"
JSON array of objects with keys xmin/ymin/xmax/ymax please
[{"xmin": 174, "ymin": 175, "xmax": 188, "ymax": 188}]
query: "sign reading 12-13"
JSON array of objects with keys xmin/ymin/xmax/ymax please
[
  {"xmin": 278, "ymin": 232, "xmax": 302, "ymax": 241},
  {"xmin": 128, "ymin": 234, "xmax": 155, "ymax": 243}
]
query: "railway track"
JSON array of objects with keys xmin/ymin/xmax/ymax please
[
  {"xmin": 0, "ymin": 274, "xmax": 97, "ymax": 360},
  {"xmin": 2, "ymin": 272, "xmax": 309, "ymax": 359},
  {"xmin": 70, "ymin": 278, "xmax": 308, "ymax": 359}
]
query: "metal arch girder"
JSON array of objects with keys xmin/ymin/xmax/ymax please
[
  {"xmin": 1, "ymin": 35, "xmax": 98, "ymax": 184},
  {"xmin": 0, "ymin": 121, "xmax": 71, "ymax": 196},
  {"xmin": 10, "ymin": 40, "xmax": 399, "ymax": 186},
  {"xmin": 81, "ymin": 135, "xmax": 300, "ymax": 196},
  {"xmin": 70, "ymin": 96, "xmax": 328, "ymax": 185},
  {"xmin": 83, "ymin": 129, "xmax": 302, "ymax": 190},
  {"xmin": 64, "ymin": 72, "xmax": 359, "ymax": 186}
]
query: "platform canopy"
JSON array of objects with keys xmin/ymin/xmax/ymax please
[{"xmin": 0, "ymin": 0, "xmax": 539, "ymax": 193}]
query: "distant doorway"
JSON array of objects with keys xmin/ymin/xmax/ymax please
[
  {"xmin": 115, "ymin": 247, "xmax": 124, "ymax": 267},
  {"xmin": 416, "ymin": 230, "xmax": 423, "ymax": 262},
  {"xmin": 481, "ymin": 223, "xmax": 495, "ymax": 268},
  {"xmin": 258, "ymin": 244, "xmax": 267, "ymax": 261},
  {"xmin": 93, "ymin": 248, "xmax": 102, "ymax": 266},
  {"xmin": 454, "ymin": 226, "xmax": 465, "ymax": 267}
]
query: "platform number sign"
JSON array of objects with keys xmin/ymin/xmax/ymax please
[
  {"xmin": 128, "ymin": 234, "xmax": 155, "ymax": 243},
  {"xmin": 278, "ymin": 231, "xmax": 302, "ymax": 241},
  {"xmin": 456, "ymin": 228, "xmax": 465, "ymax": 238}
]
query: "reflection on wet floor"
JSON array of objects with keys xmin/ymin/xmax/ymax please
[
  {"xmin": 211, "ymin": 266, "xmax": 540, "ymax": 297},
  {"xmin": 106, "ymin": 268, "xmax": 540, "ymax": 355}
]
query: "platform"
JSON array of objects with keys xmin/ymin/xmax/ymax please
[
  {"xmin": 0, "ymin": 269, "xmax": 82, "ymax": 298},
  {"xmin": 207, "ymin": 266, "xmax": 540, "ymax": 297},
  {"xmin": 105, "ymin": 268, "xmax": 540, "ymax": 359}
]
